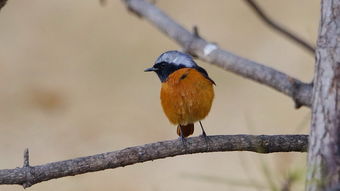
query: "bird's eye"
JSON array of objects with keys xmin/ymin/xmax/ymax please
[{"xmin": 156, "ymin": 62, "xmax": 166, "ymax": 68}]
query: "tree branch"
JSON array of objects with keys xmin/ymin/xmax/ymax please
[
  {"xmin": 0, "ymin": 134, "xmax": 308, "ymax": 188},
  {"xmin": 123, "ymin": 0, "xmax": 312, "ymax": 108},
  {"xmin": 243, "ymin": 0, "xmax": 315, "ymax": 54},
  {"xmin": 0, "ymin": 0, "xmax": 8, "ymax": 11}
]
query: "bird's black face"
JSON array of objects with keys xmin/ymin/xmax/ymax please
[
  {"xmin": 144, "ymin": 62, "xmax": 187, "ymax": 82},
  {"xmin": 145, "ymin": 50, "xmax": 197, "ymax": 82}
]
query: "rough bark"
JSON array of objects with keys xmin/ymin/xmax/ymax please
[
  {"xmin": 307, "ymin": 0, "xmax": 340, "ymax": 190},
  {"xmin": 0, "ymin": 134, "xmax": 308, "ymax": 188}
]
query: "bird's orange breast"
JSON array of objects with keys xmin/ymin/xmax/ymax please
[{"xmin": 160, "ymin": 68, "xmax": 214, "ymax": 125}]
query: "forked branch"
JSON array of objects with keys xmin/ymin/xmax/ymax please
[
  {"xmin": 0, "ymin": 1, "xmax": 312, "ymax": 189},
  {"xmin": 123, "ymin": 0, "xmax": 312, "ymax": 108}
]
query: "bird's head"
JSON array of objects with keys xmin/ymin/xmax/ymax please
[{"xmin": 144, "ymin": 50, "xmax": 197, "ymax": 82}]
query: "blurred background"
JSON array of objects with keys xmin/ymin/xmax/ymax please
[{"xmin": 0, "ymin": 0, "xmax": 318, "ymax": 190}]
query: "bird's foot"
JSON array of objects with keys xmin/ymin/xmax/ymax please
[
  {"xmin": 177, "ymin": 135, "xmax": 188, "ymax": 152},
  {"xmin": 199, "ymin": 132, "xmax": 211, "ymax": 151}
]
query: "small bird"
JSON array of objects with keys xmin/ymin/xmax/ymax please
[{"xmin": 145, "ymin": 50, "xmax": 215, "ymax": 138}]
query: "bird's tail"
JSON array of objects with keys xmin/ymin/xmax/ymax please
[{"xmin": 177, "ymin": 123, "xmax": 194, "ymax": 138}]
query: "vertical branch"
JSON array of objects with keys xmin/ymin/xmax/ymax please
[{"xmin": 307, "ymin": 0, "xmax": 340, "ymax": 190}]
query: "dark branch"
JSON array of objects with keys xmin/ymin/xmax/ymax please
[
  {"xmin": 123, "ymin": 0, "xmax": 312, "ymax": 107},
  {"xmin": 0, "ymin": 0, "xmax": 8, "ymax": 11},
  {"xmin": 0, "ymin": 134, "xmax": 308, "ymax": 188},
  {"xmin": 244, "ymin": 0, "xmax": 315, "ymax": 54}
]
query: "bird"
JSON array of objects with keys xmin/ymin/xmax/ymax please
[{"xmin": 144, "ymin": 50, "xmax": 215, "ymax": 138}]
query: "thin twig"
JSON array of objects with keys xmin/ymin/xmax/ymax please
[
  {"xmin": 0, "ymin": 134, "xmax": 308, "ymax": 188},
  {"xmin": 0, "ymin": 0, "xmax": 8, "ymax": 11},
  {"xmin": 123, "ymin": 0, "xmax": 312, "ymax": 108},
  {"xmin": 23, "ymin": 149, "xmax": 29, "ymax": 167},
  {"xmin": 244, "ymin": 0, "xmax": 315, "ymax": 54}
]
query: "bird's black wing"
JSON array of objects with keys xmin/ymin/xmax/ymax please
[{"xmin": 195, "ymin": 66, "xmax": 216, "ymax": 85}]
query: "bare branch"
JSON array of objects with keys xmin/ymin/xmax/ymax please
[
  {"xmin": 0, "ymin": 0, "xmax": 8, "ymax": 11},
  {"xmin": 0, "ymin": 134, "xmax": 308, "ymax": 188},
  {"xmin": 243, "ymin": 0, "xmax": 315, "ymax": 54},
  {"xmin": 123, "ymin": 0, "xmax": 312, "ymax": 108}
]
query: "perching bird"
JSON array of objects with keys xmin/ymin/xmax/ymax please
[{"xmin": 145, "ymin": 50, "xmax": 215, "ymax": 138}]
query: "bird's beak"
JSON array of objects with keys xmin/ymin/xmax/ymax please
[{"xmin": 144, "ymin": 67, "xmax": 158, "ymax": 72}]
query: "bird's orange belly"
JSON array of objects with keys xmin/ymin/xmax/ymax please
[{"xmin": 160, "ymin": 68, "xmax": 214, "ymax": 125}]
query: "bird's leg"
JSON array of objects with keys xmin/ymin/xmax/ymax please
[
  {"xmin": 199, "ymin": 121, "xmax": 211, "ymax": 151},
  {"xmin": 199, "ymin": 121, "xmax": 207, "ymax": 137},
  {"xmin": 177, "ymin": 125, "xmax": 187, "ymax": 149}
]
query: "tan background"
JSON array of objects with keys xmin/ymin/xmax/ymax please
[{"xmin": 0, "ymin": 0, "xmax": 318, "ymax": 190}]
